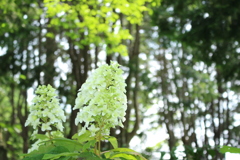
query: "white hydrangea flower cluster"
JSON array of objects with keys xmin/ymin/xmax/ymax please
[
  {"xmin": 25, "ymin": 84, "xmax": 66, "ymax": 137},
  {"xmin": 74, "ymin": 61, "xmax": 127, "ymax": 137}
]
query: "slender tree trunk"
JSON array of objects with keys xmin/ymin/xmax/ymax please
[
  {"xmin": 67, "ymin": 36, "xmax": 90, "ymax": 138},
  {"xmin": 44, "ymin": 20, "xmax": 57, "ymax": 86}
]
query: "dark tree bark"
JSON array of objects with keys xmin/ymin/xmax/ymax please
[
  {"xmin": 117, "ymin": 24, "xmax": 141, "ymax": 147},
  {"xmin": 44, "ymin": 20, "xmax": 58, "ymax": 86},
  {"xmin": 67, "ymin": 35, "xmax": 90, "ymax": 138}
]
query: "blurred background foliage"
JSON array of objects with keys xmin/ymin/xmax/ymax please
[{"xmin": 1, "ymin": 0, "xmax": 240, "ymax": 159}]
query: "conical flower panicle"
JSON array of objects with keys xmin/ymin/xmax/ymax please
[
  {"xmin": 25, "ymin": 84, "xmax": 66, "ymax": 137},
  {"xmin": 74, "ymin": 61, "xmax": 127, "ymax": 137}
]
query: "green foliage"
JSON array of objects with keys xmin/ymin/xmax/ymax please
[
  {"xmin": 72, "ymin": 130, "xmax": 93, "ymax": 143},
  {"xmin": 4, "ymin": 0, "xmax": 240, "ymax": 159},
  {"xmin": 103, "ymin": 148, "xmax": 147, "ymax": 160},
  {"xmin": 104, "ymin": 136, "xmax": 118, "ymax": 149},
  {"xmin": 0, "ymin": 0, "xmax": 162, "ymax": 158},
  {"xmin": 149, "ymin": 0, "xmax": 240, "ymax": 159},
  {"xmin": 21, "ymin": 63, "xmax": 147, "ymax": 160},
  {"xmin": 220, "ymin": 146, "xmax": 240, "ymax": 154},
  {"xmin": 22, "ymin": 133, "xmax": 147, "ymax": 160},
  {"xmin": 43, "ymin": 0, "xmax": 155, "ymax": 56}
]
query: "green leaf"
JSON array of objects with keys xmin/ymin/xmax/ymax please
[
  {"xmin": 111, "ymin": 153, "xmax": 137, "ymax": 160},
  {"xmin": 48, "ymin": 138, "xmax": 83, "ymax": 152},
  {"xmin": 108, "ymin": 137, "xmax": 118, "ymax": 149},
  {"xmin": 43, "ymin": 152, "xmax": 80, "ymax": 160},
  {"xmin": 29, "ymin": 144, "xmax": 56, "ymax": 155},
  {"xmin": 19, "ymin": 74, "xmax": 26, "ymax": 80},
  {"xmin": 110, "ymin": 148, "xmax": 136, "ymax": 152},
  {"xmin": 103, "ymin": 136, "xmax": 118, "ymax": 149},
  {"xmin": 42, "ymin": 146, "xmax": 71, "ymax": 160},
  {"xmin": 72, "ymin": 130, "xmax": 94, "ymax": 143},
  {"xmin": 22, "ymin": 153, "xmax": 44, "ymax": 160},
  {"xmin": 46, "ymin": 32, "xmax": 55, "ymax": 38},
  {"xmin": 220, "ymin": 146, "xmax": 240, "ymax": 154},
  {"xmin": 22, "ymin": 145, "xmax": 55, "ymax": 160},
  {"xmin": 83, "ymin": 139, "xmax": 97, "ymax": 151},
  {"xmin": 79, "ymin": 152, "xmax": 102, "ymax": 160},
  {"xmin": 48, "ymin": 145, "xmax": 69, "ymax": 154},
  {"xmin": 107, "ymin": 148, "xmax": 147, "ymax": 160},
  {"xmin": 34, "ymin": 134, "xmax": 49, "ymax": 140}
]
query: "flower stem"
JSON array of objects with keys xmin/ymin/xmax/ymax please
[
  {"xmin": 95, "ymin": 125, "xmax": 103, "ymax": 156},
  {"xmin": 98, "ymin": 135, "xmax": 101, "ymax": 155}
]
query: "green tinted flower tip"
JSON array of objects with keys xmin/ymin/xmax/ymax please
[
  {"xmin": 25, "ymin": 84, "xmax": 66, "ymax": 135},
  {"xmin": 74, "ymin": 61, "xmax": 127, "ymax": 137}
]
